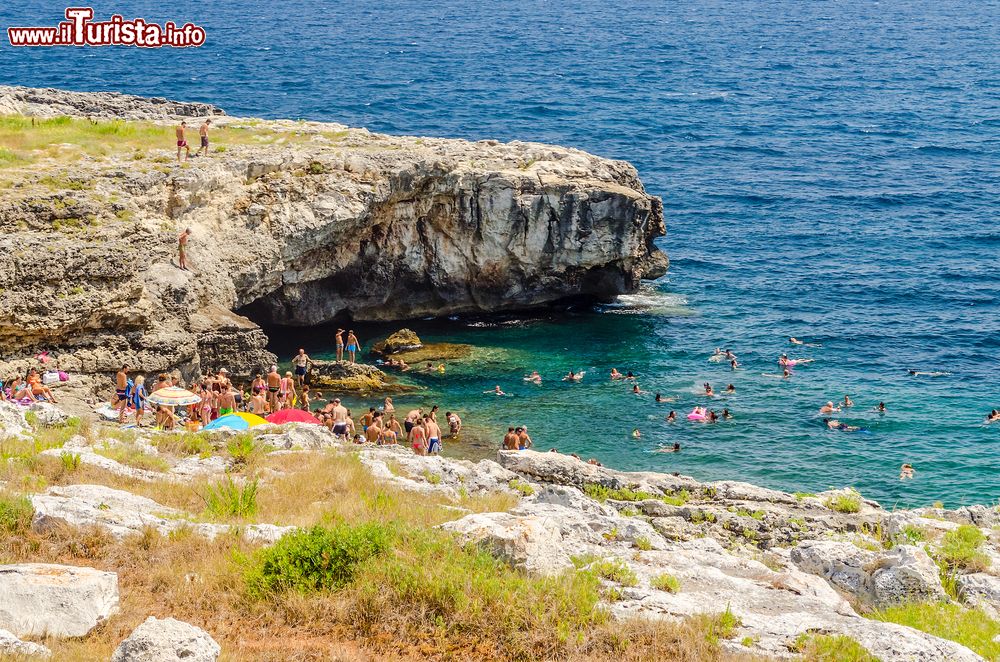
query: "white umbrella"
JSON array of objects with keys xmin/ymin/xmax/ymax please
[{"xmin": 146, "ymin": 386, "xmax": 202, "ymax": 407}]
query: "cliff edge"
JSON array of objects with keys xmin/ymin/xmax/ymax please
[{"xmin": 0, "ymin": 86, "xmax": 667, "ymax": 378}]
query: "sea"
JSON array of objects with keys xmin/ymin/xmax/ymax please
[{"xmin": 1, "ymin": 1, "xmax": 997, "ymax": 508}]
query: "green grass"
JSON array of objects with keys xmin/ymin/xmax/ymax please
[
  {"xmin": 694, "ymin": 605, "xmax": 742, "ymax": 645},
  {"xmin": 508, "ymin": 479, "xmax": 535, "ymax": 496},
  {"xmin": 899, "ymin": 524, "xmax": 927, "ymax": 545},
  {"xmin": 793, "ymin": 632, "xmax": 880, "ymax": 661},
  {"xmin": 650, "ymin": 573, "xmax": 681, "ymax": 593},
  {"xmin": 0, "ymin": 490, "xmax": 33, "ymax": 533},
  {"xmin": 937, "ymin": 525, "xmax": 991, "ymax": 572},
  {"xmin": 583, "ymin": 483, "xmax": 689, "ymax": 506},
  {"xmin": 824, "ymin": 490, "xmax": 862, "ymax": 514},
  {"xmin": 59, "ymin": 452, "xmax": 81, "ymax": 473},
  {"xmin": 227, "ymin": 433, "xmax": 263, "ymax": 469},
  {"xmin": 591, "ymin": 559, "xmax": 639, "ymax": 587},
  {"xmin": 870, "ymin": 602, "xmax": 1000, "ymax": 660},
  {"xmin": 94, "ymin": 443, "xmax": 170, "ymax": 473},
  {"xmin": 200, "ymin": 477, "xmax": 258, "ymax": 520}
]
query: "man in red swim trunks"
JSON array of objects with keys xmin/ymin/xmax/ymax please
[{"xmin": 176, "ymin": 121, "xmax": 191, "ymax": 162}]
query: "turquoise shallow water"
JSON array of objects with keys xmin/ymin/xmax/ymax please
[{"xmin": 2, "ymin": 1, "xmax": 998, "ymax": 506}]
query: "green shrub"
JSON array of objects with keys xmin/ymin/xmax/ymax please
[
  {"xmin": 824, "ymin": 491, "xmax": 862, "ymax": 513},
  {"xmin": 696, "ymin": 605, "xmax": 741, "ymax": 645},
  {"xmin": 591, "ymin": 559, "xmax": 638, "ymax": 587},
  {"xmin": 793, "ymin": 632, "xmax": 880, "ymax": 661},
  {"xmin": 871, "ymin": 602, "xmax": 999, "ymax": 660},
  {"xmin": 899, "ymin": 524, "xmax": 927, "ymax": 545},
  {"xmin": 202, "ymin": 477, "xmax": 258, "ymax": 519},
  {"xmin": 226, "ymin": 434, "xmax": 262, "ymax": 468},
  {"xmin": 245, "ymin": 523, "xmax": 393, "ymax": 598},
  {"xmin": 508, "ymin": 479, "xmax": 535, "ymax": 496},
  {"xmin": 938, "ymin": 525, "xmax": 990, "ymax": 572},
  {"xmin": 422, "ymin": 470, "xmax": 442, "ymax": 485},
  {"xmin": 0, "ymin": 491, "xmax": 33, "ymax": 533},
  {"xmin": 59, "ymin": 452, "xmax": 81, "ymax": 472},
  {"xmin": 650, "ymin": 573, "xmax": 680, "ymax": 593},
  {"xmin": 634, "ymin": 536, "xmax": 652, "ymax": 551}
]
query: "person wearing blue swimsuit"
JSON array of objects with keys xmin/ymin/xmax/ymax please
[{"xmin": 346, "ymin": 330, "xmax": 360, "ymax": 363}]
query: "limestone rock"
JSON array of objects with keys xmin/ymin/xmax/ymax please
[
  {"xmin": 0, "ymin": 402, "xmax": 30, "ymax": 438},
  {"xmin": 791, "ymin": 541, "xmax": 946, "ymax": 607},
  {"xmin": 31, "ymin": 484, "xmax": 293, "ymax": 544},
  {"xmin": 870, "ymin": 545, "xmax": 948, "ymax": 606},
  {"xmin": 0, "ymin": 563, "xmax": 119, "ymax": 637},
  {"xmin": 26, "ymin": 402, "xmax": 69, "ymax": 426},
  {"xmin": 957, "ymin": 573, "xmax": 1000, "ymax": 619},
  {"xmin": 307, "ymin": 361, "xmax": 413, "ymax": 394},
  {"xmin": 0, "ymin": 628, "xmax": 51, "ymax": 658},
  {"xmin": 441, "ymin": 511, "xmax": 574, "ymax": 576},
  {"xmin": 371, "ymin": 328, "xmax": 422, "ymax": 355},
  {"xmin": 111, "ymin": 616, "xmax": 220, "ymax": 662},
  {"xmin": 0, "ymin": 87, "xmax": 666, "ymax": 383}
]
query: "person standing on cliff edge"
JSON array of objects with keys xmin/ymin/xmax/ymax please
[
  {"xmin": 176, "ymin": 121, "xmax": 191, "ymax": 162},
  {"xmin": 198, "ymin": 119, "xmax": 212, "ymax": 157},
  {"xmin": 178, "ymin": 228, "xmax": 192, "ymax": 271},
  {"xmin": 335, "ymin": 329, "xmax": 345, "ymax": 362},
  {"xmin": 346, "ymin": 330, "xmax": 361, "ymax": 363}
]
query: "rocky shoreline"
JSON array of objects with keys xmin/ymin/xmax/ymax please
[
  {"xmin": 0, "ymin": 401, "xmax": 997, "ymax": 660},
  {"xmin": 0, "ymin": 85, "xmax": 667, "ymax": 384}
]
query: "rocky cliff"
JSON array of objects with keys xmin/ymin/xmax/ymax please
[{"xmin": 0, "ymin": 86, "xmax": 667, "ymax": 379}]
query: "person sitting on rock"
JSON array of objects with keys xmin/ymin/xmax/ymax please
[{"xmin": 27, "ymin": 368, "xmax": 58, "ymax": 403}]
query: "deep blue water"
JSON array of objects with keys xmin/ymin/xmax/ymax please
[{"xmin": 2, "ymin": 1, "xmax": 998, "ymax": 507}]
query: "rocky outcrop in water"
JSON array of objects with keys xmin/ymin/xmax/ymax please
[{"xmin": 0, "ymin": 86, "xmax": 667, "ymax": 381}]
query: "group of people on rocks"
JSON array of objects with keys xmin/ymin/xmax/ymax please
[{"xmin": 0, "ymin": 368, "xmax": 61, "ymax": 404}]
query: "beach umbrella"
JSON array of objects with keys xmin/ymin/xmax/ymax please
[
  {"xmin": 203, "ymin": 414, "xmax": 249, "ymax": 431},
  {"xmin": 233, "ymin": 412, "xmax": 268, "ymax": 427},
  {"xmin": 265, "ymin": 409, "xmax": 320, "ymax": 425},
  {"xmin": 146, "ymin": 386, "xmax": 201, "ymax": 407}
]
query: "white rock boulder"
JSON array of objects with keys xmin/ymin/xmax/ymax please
[
  {"xmin": 957, "ymin": 573, "xmax": 1000, "ymax": 619},
  {"xmin": 26, "ymin": 402, "xmax": 69, "ymax": 426},
  {"xmin": 0, "ymin": 628, "xmax": 51, "ymax": 658},
  {"xmin": 111, "ymin": 616, "xmax": 220, "ymax": 662},
  {"xmin": 0, "ymin": 563, "xmax": 119, "ymax": 637}
]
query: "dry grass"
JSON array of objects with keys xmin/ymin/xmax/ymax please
[{"xmin": 0, "ymin": 444, "xmax": 757, "ymax": 661}]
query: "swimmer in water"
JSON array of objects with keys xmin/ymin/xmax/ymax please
[
  {"xmin": 819, "ymin": 401, "xmax": 841, "ymax": 414},
  {"xmin": 655, "ymin": 442, "xmax": 682, "ymax": 453},
  {"xmin": 899, "ymin": 463, "xmax": 914, "ymax": 480},
  {"xmin": 761, "ymin": 369, "xmax": 792, "ymax": 379},
  {"xmin": 704, "ymin": 382, "xmax": 714, "ymax": 396},
  {"xmin": 633, "ymin": 384, "xmax": 645, "ymax": 395},
  {"xmin": 730, "ymin": 358, "xmax": 739, "ymax": 370},
  {"xmin": 824, "ymin": 418, "xmax": 860, "ymax": 432},
  {"xmin": 707, "ymin": 410, "xmax": 719, "ymax": 423},
  {"xmin": 725, "ymin": 349, "xmax": 736, "ymax": 362},
  {"xmin": 986, "ymin": 410, "xmax": 999, "ymax": 423},
  {"xmin": 790, "ymin": 337, "xmax": 822, "ymax": 347},
  {"xmin": 610, "ymin": 368, "xmax": 623, "ymax": 380},
  {"xmin": 485, "ymin": 385, "xmax": 507, "ymax": 396},
  {"xmin": 908, "ymin": 370, "xmax": 950, "ymax": 377},
  {"xmin": 722, "ymin": 408, "xmax": 733, "ymax": 420},
  {"xmin": 666, "ymin": 411, "xmax": 677, "ymax": 422},
  {"xmin": 876, "ymin": 402, "xmax": 887, "ymax": 414},
  {"xmin": 843, "ymin": 395, "xmax": 854, "ymax": 408},
  {"xmin": 632, "ymin": 428, "xmax": 641, "ymax": 439},
  {"xmin": 726, "ymin": 384, "xmax": 735, "ymax": 394},
  {"xmin": 563, "ymin": 371, "xmax": 583, "ymax": 382},
  {"xmin": 524, "ymin": 371, "xmax": 542, "ymax": 385},
  {"xmin": 655, "ymin": 392, "xmax": 662, "ymax": 402},
  {"xmin": 626, "ymin": 371, "xmax": 636, "ymax": 380}
]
